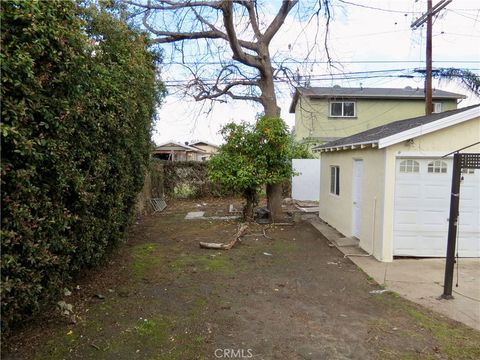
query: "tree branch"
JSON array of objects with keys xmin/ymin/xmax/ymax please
[
  {"xmin": 263, "ymin": 0, "xmax": 299, "ymax": 44},
  {"xmin": 221, "ymin": 2, "xmax": 263, "ymax": 69},
  {"xmin": 236, "ymin": 0, "xmax": 262, "ymax": 39},
  {"xmin": 124, "ymin": 0, "xmax": 222, "ymax": 11}
]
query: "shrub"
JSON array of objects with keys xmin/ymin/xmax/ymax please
[{"xmin": 0, "ymin": 0, "xmax": 163, "ymax": 332}]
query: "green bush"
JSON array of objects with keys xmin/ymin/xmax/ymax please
[
  {"xmin": 0, "ymin": 0, "xmax": 163, "ymax": 333},
  {"xmin": 159, "ymin": 161, "xmax": 234, "ymax": 199}
]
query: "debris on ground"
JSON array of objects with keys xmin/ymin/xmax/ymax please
[
  {"xmin": 199, "ymin": 224, "xmax": 248, "ymax": 250},
  {"xmin": 255, "ymin": 207, "xmax": 270, "ymax": 224},
  {"xmin": 150, "ymin": 198, "xmax": 167, "ymax": 213},
  {"xmin": 369, "ymin": 289, "xmax": 389, "ymax": 294}
]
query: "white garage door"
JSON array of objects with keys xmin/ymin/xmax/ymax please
[{"xmin": 393, "ymin": 158, "xmax": 480, "ymax": 257}]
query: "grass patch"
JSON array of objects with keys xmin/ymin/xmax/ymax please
[
  {"xmin": 407, "ymin": 308, "xmax": 480, "ymax": 360},
  {"xmin": 170, "ymin": 254, "xmax": 237, "ymax": 274},
  {"xmin": 35, "ymin": 330, "xmax": 78, "ymax": 360},
  {"xmin": 271, "ymin": 239, "xmax": 299, "ymax": 253},
  {"xmin": 135, "ymin": 317, "xmax": 172, "ymax": 344},
  {"xmin": 130, "ymin": 243, "xmax": 162, "ymax": 278}
]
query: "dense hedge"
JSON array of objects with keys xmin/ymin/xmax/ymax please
[
  {"xmin": 1, "ymin": 0, "xmax": 163, "ymax": 332},
  {"xmin": 151, "ymin": 160, "xmax": 234, "ymax": 199}
]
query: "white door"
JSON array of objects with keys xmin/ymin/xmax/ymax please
[
  {"xmin": 352, "ymin": 160, "xmax": 363, "ymax": 238},
  {"xmin": 393, "ymin": 158, "xmax": 480, "ymax": 257}
]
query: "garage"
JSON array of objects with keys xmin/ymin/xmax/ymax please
[
  {"xmin": 393, "ymin": 157, "xmax": 480, "ymax": 257},
  {"xmin": 317, "ymin": 104, "xmax": 480, "ymax": 261}
]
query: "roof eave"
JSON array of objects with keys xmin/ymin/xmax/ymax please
[
  {"xmin": 315, "ymin": 140, "xmax": 379, "ymax": 153},
  {"xmin": 378, "ymin": 106, "xmax": 480, "ymax": 149}
]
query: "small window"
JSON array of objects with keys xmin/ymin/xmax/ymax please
[
  {"xmin": 330, "ymin": 101, "xmax": 356, "ymax": 117},
  {"xmin": 433, "ymin": 102, "xmax": 443, "ymax": 113},
  {"xmin": 461, "ymin": 168, "xmax": 475, "ymax": 174},
  {"xmin": 400, "ymin": 159, "xmax": 420, "ymax": 173},
  {"xmin": 428, "ymin": 160, "xmax": 447, "ymax": 173},
  {"xmin": 330, "ymin": 166, "xmax": 340, "ymax": 195}
]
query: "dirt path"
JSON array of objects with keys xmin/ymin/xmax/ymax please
[{"xmin": 4, "ymin": 199, "xmax": 480, "ymax": 360}]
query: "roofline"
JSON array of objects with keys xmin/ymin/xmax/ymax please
[
  {"xmin": 317, "ymin": 106, "xmax": 480, "ymax": 153},
  {"xmin": 154, "ymin": 141, "xmax": 204, "ymax": 152},
  {"xmin": 189, "ymin": 141, "xmax": 219, "ymax": 148},
  {"xmin": 289, "ymin": 87, "xmax": 466, "ymax": 113},
  {"xmin": 315, "ymin": 140, "xmax": 378, "ymax": 152},
  {"xmin": 378, "ymin": 106, "xmax": 480, "ymax": 149}
]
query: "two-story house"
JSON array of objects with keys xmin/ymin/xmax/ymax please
[{"xmin": 289, "ymin": 86, "xmax": 466, "ymax": 147}]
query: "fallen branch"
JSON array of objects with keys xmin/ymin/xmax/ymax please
[{"xmin": 199, "ymin": 224, "xmax": 248, "ymax": 250}]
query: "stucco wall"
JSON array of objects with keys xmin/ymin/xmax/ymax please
[
  {"xmin": 381, "ymin": 116, "xmax": 480, "ymax": 261},
  {"xmin": 294, "ymin": 97, "xmax": 457, "ymax": 143},
  {"xmin": 319, "ymin": 149, "xmax": 386, "ymax": 260},
  {"xmin": 320, "ymin": 116, "xmax": 479, "ymax": 262}
]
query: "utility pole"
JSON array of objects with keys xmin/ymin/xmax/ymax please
[{"xmin": 411, "ymin": 0, "xmax": 452, "ymax": 115}]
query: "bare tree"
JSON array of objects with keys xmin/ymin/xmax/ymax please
[{"xmin": 125, "ymin": 0, "xmax": 330, "ymax": 219}]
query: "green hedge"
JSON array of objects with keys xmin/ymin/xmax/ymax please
[
  {"xmin": 0, "ymin": 0, "xmax": 163, "ymax": 332},
  {"xmin": 151, "ymin": 160, "xmax": 235, "ymax": 199}
]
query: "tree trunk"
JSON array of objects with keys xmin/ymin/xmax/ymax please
[
  {"xmin": 243, "ymin": 187, "xmax": 257, "ymax": 221},
  {"xmin": 266, "ymin": 183, "xmax": 282, "ymax": 222},
  {"xmin": 258, "ymin": 47, "xmax": 283, "ymax": 221}
]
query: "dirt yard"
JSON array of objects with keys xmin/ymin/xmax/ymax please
[{"xmin": 4, "ymin": 198, "xmax": 480, "ymax": 360}]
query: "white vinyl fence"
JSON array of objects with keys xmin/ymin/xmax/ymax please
[{"xmin": 292, "ymin": 159, "xmax": 321, "ymax": 201}]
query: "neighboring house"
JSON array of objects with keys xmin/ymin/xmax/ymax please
[
  {"xmin": 290, "ymin": 86, "xmax": 466, "ymax": 147},
  {"xmin": 152, "ymin": 141, "xmax": 205, "ymax": 161},
  {"xmin": 314, "ymin": 104, "xmax": 480, "ymax": 262},
  {"xmin": 189, "ymin": 140, "xmax": 219, "ymax": 161}
]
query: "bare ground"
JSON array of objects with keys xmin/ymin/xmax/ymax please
[{"xmin": 3, "ymin": 198, "xmax": 480, "ymax": 360}]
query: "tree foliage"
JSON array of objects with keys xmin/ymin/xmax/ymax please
[
  {"xmin": 0, "ymin": 0, "xmax": 163, "ymax": 332},
  {"xmin": 208, "ymin": 117, "xmax": 297, "ymax": 220}
]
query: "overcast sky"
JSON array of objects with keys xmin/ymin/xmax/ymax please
[{"xmin": 151, "ymin": 0, "xmax": 480, "ymax": 146}]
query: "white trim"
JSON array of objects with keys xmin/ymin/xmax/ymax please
[
  {"xmin": 319, "ymin": 140, "xmax": 378, "ymax": 152},
  {"xmin": 329, "ymin": 100, "xmax": 357, "ymax": 118},
  {"xmin": 395, "ymin": 151, "xmax": 454, "ymax": 158},
  {"xmin": 378, "ymin": 107, "xmax": 480, "ymax": 149}
]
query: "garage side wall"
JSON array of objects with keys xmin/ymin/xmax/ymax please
[{"xmin": 319, "ymin": 149, "xmax": 387, "ymax": 260}]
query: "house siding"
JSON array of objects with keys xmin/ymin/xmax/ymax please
[
  {"xmin": 295, "ymin": 97, "xmax": 457, "ymax": 144},
  {"xmin": 319, "ymin": 115, "xmax": 480, "ymax": 262},
  {"xmin": 319, "ymin": 148, "xmax": 387, "ymax": 260}
]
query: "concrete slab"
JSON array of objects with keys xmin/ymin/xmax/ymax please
[
  {"xmin": 308, "ymin": 217, "xmax": 480, "ymax": 330},
  {"xmin": 336, "ymin": 237, "xmax": 360, "ymax": 247},
  {"xmin": 185, "ymin": 211, "xmax": 204, "ymax": 219},
  {"xmin": 295, "ymin": 206, "xmax": 320, "ymax": 213}
]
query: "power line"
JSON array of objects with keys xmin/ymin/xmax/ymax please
[
  {"xmin": 336, "ymin": 0, "xmax": 419, "ymax": 14},
  {"xmin": 164, "ymin": 60, "xmax": 480, "ymax": 66}
]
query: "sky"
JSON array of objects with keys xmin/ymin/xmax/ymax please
[{"xmin": 149, "ymin": 0, "xmax": 480, "ymax": 146}]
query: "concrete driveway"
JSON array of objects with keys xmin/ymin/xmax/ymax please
[{"xmin": 310, "ymin": 218, "xmax": 480, "ymax": 330}]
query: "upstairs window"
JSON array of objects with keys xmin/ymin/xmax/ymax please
[
  {"xmin": 399, "ymin": 159, "xmax": 420, "ymax": 173},
  {"xmin": 330, "ymin": 166, "xmax": 340, "ymax": 195},
  {"xmin": 428, "ymin": 160, "xmax": 447, "ymax": 174},
  {"xmin": 330, "ymin": 101, "xmax": 356, "ymax": 117}
]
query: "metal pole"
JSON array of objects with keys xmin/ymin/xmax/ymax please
[
  {"xmin": 442, "ymin": 153, "xmax": 461, "ymax": 299},
  {"xmin": 425, "ymin": 0, "xmax": 433, "ymax": 115}
]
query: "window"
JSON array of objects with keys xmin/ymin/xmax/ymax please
[
  {"xmin": 433, "ymin": 102, "xmax": 443, "ymax": 113},
  {"xmin": 330, "ymin": 166, "xmax": 340, "ymax": 195},
  {"xmin": 428, "ymin": 160, "xmax": 447, "ymax": 173},
  {"xmin": 330, "ymin": 101, "xmax": 356, "ymax": 117},
  {"xmin": 399, "ymin": 159, "xmax": 420, "ymax": 173},
  {"xmin": 461, "ymin": 168, "xmax": 475, "ymax": 174}
]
